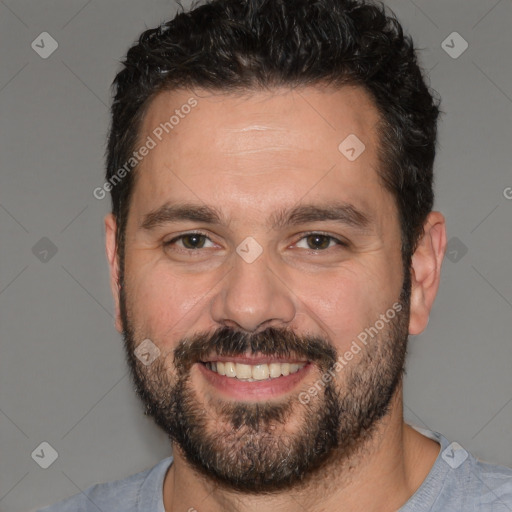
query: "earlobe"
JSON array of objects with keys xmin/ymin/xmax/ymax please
[
  {"xmin": 408, "ymin": 212, "xmax": 447, "ymax": 335},
  {"xmin": 105, "ymin": 213, "xmax": 123, "ymax": 333}
]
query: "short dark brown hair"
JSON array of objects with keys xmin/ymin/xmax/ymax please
[{"xmin": 106, "ymin": 0, "xmax": 440, "ymax": 272}]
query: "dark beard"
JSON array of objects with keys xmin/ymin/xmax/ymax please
[{"xmin": 120, "ymin": 273, "xmax": 411, "ymax": 493}]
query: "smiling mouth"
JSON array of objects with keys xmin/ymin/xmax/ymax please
[{"xmin": 201, "ymin": 361, "xmax": 307, "ymax": 381}]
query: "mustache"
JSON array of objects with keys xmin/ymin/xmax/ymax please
[{"xmin": 173, "ymin": 326, "xmax": 337, "ymax": 373}]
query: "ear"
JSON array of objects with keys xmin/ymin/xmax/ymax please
[
  {"xmin": 408, "ymin": 211, "xmax": 447, "ymax": 335},
  {"xmin": 105, "ymin": 213, "xmax": 123, "ymax": 333}
]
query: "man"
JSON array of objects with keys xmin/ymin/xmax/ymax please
[{"xmin": 39, "ymin": 0, "xmax": 512, "ymax": 510}]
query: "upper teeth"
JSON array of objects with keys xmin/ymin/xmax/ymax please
[{"xmin": 205, "ymin": 361, "xmax": 306, "ymax": 381}]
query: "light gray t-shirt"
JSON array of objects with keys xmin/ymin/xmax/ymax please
[{"xmin": 37, "ymin": 428, "xmax": 512, "ymax": 511}]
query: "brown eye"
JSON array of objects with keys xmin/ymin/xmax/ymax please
[
  {"xmin": 180, "ymin": 234, "xmax": 207, "ymax": 249},
  {"xmin": 164, "ymin": 232, "xmax": 215, "ymax": 251},
  {"xmin": 294, "ymin": 233, "xmax": 347, "ymax": 252},
  {"xmin": 305, "ymin": 234, "xmax": 334, "ymax": 250}
]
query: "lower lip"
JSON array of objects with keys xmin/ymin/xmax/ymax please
[{"xmin": 196, "ymin": 362, "xmax": 312, "ymax": 400}]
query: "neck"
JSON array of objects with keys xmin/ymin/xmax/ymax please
[{"xmin": 162, "ymin": 386, "xmax": 440, "ymax": 512}]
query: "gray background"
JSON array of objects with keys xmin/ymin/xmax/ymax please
[{"xmin": 0, "ymin": 1, "xmax": 511, "ymax": 510}]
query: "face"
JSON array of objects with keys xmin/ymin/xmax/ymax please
[{"xmin": 113, "ymin": 85, "xmax": 409, "ymax": 491}]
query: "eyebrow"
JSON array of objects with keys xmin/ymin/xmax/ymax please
[{"xmin": 140, "ymin": 200, "xmax": 372, "ymax": 232}]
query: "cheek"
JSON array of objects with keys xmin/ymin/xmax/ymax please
[
  {"xmin": 124, "ymin": 255, "xmax": 221, "ymax": 342},
  {"xmin": 292, "ymin": 263, "xmax": 401, "ymax": 351}
]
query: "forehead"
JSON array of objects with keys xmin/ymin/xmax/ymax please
[{"xmin": 131, "ymin": 85, "xmax": 392, "ymax": 225}]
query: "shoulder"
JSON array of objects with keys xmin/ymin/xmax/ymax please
[
  {"xmin": 402, "ymin": 427, "xmax": 512, "ymax": 511},
  {"xmin": 464, "ymin": 454, "xmax": 512, "ymax": 508},
  {"xmin": 437, "ymin": 439, "xmax": 512, "ymax": 509},
  {"xmin": 36, "ymin": 456, "xmax": 174, "ymax": 512},
  {"xmin": 439, "ymin": 437, "xmax": 512, "ymax": 505}
]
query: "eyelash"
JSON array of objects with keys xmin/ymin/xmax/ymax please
[{"xmin": 163, "ymin": 230, "xmax": 348, "ymax": 253}]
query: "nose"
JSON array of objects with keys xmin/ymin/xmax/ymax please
[{"xmin": 210, "ymin": 250, "xmax": 296, "ymax": 333}]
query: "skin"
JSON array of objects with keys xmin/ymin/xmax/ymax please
[{"xmin": 105, "ymin": 85, "xmax": 447, "ymax": 511}]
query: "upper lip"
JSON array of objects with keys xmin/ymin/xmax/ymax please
[{"xmin": 200, "ymin": 354, "xmax": 309, "ymax": 365}]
